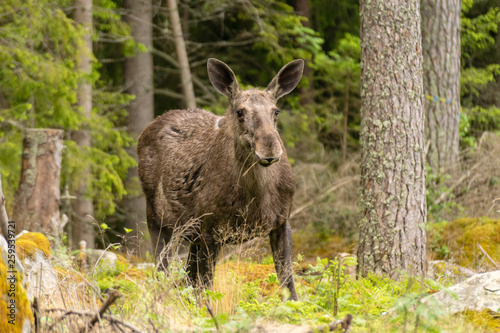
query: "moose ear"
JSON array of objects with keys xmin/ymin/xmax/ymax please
[
  {"xmin": 207, "ymin": 58, "xmax": 241, "ymax": 99},
  {"xmin": 265, "ymin": 59, "xmax": 304, "ymax": 99}
]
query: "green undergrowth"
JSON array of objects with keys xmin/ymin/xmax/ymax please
[
  {"xmin": 40, "ymin": 225, "xmax": 500, "ymax": 332},
  {"xmin": 67, "ymin": 253, "xmax": 490, "ymax": 332}
]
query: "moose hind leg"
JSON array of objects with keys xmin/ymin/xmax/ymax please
[
  {"xmin": 147, "ymin": 205, "xmax": 173, "ymax": 270},
  {"xmin": 186, "ymin": 234, "xmax": 220, "ymax": 289},
  {"xmin": 269, "ymin": 222, "xmax": 298, "ymax": 301}
]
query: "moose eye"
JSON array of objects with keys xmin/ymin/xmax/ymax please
[
  {"xmin": 236, "ymin": 109, "xmax": 243, "ymax": 117},
  {"xmin": 274, "ymin": 109, "xmax": 280, "ymax": 116}
]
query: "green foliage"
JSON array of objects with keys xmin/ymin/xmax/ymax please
[
  {"xmin": 0, "ymin": 0, "xmax": 135, "ymax": 221},
  {"xmin": 460, "ymin": 0, "xmax": 500, "ymax": 147}
]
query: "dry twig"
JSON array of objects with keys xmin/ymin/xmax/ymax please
[
  {"xmin": 79, "ymin": 289, "xmax": 122, "ymax": 333},
  {"xmin": 476, "ymin": 243, "xmax": 500, "ymax": 270}
]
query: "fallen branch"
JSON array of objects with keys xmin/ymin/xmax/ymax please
[
  {"xmin": 79, "ymin": 289, "xmax": 122, "ymax": 333},
  {"xmin": 45, "ymin": 308, "xmax": 144, "ymax": 333},
  {"xmin": 290, "ymin": 176, "xmax": 358, "ymax": 218},
  {"xmin": 476, "ymin": 243, "xmax": 500, "ymax": 270},
  {"xmin": 307, "ymin": 314, "xmax": 353, "ymax": 333},
  {"xmin": 435, "ymin": 160, "xmax": 482, "ymax": 206}
]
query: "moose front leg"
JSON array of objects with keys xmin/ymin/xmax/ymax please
[
  {"xmin": 269, "ymin": 221, "xmax": 298, "ymax": 301},
  {"xmin": 186, "ymin": 233, "xmax": 220, "ymax": 289}
]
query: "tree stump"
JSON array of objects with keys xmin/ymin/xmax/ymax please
[{"xmin": 13, "ymin": 129, "xmax": 64, "ymax": 234}]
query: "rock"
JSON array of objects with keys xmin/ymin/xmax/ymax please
[
  {"xmin": 424, "ymin": 270, "xmax": 500, "ymax": 314},
  {"xmin": 86, "ymin": 249, "xmax": 118, "ymax": 273},
  {"xmin": 0, "ymin": 235, "xmax": 33, "ymax": 333},
  {"xmin": 16, "ymin": 233, "xmax": 58, "ymax": 300},
  {"xmin": 428, "ymin": 260, "xmax": 476, "ymax": 284}
]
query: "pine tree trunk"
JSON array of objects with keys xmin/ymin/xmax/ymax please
[
  {"xmin": 123, "ymin": 0, "xmax": 154, "ymax": 255},
  {"xmin": 421, "ymin": 0, "xmax": 461, "ymax": 175},
  {"xmin": 72, "ymin": 0, "xmax": 95, "ymax": 249},
  {"xmin": 357, "ymin": 0, "xmax": 427, "ymax": 278},
  {"xmin": 13, "ymin": 129, "xmax": 64, "ymax": 234},
  {"xmin": 167, "ymin": 0, "xmax": 196, "ymax": 109}
]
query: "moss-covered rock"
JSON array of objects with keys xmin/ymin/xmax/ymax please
[
  {"xmin": 15, "ymin": 232, "xmax": 57, "ymax": 300},
  {"xmin": 16, "ymin": 232, "xmax": 51, "ymax": 260},
  {"xmin": 428, "ymin": 217, "xmax": 500, "ymax": 270},
  {"xmin": 0, "ymin": 235, "xmax": 33, "ymax": 333}
]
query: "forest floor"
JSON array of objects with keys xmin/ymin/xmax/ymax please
[{"xmin": 25, "ymin": 216, "xmax": 500, "ymax": 332}]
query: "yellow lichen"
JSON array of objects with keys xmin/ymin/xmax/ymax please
[
  {"xmin": 16, "ymin": 232, "xmax": 51, "ymax": 259},
  {"xmin": 0, "ymin": 244, "xmax": 34, "ymax": 332}
]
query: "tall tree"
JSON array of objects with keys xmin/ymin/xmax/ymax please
[
  {"xmin": 122, "ymin": 0, "xmax": 154, "ymax": 253},
  {"xmin": 357, "ymin": 0, "xmax": 427, "ymax": 278},
  {"xmin": 421, "ymin": 0, "xmax": 461, "ymax": 175},
  {"xmin": 13, "ymin": 129, "xmax": 64, "ymax": 235},
  {"xmin": 72, "ymin": 0, "xmax": 95, "ymax": 249},
  {"xmin": 294, "ymin": 0, "xmax": 314, "ymax": 105},
  {"xmin": 167, "ymin": 0, "xmax": 196, "ymax": 109}
]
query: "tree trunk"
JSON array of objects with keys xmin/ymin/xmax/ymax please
[
  {"xmin": 294, "ymin": 0, "xmax": 314, "ymax": 105},
  {"xmin": 357, "ymin": 0, "xmax": 427, "ymax": 278},
  {"xmin": 13, "ymin": 129, "xmax": 64, "ymax": 235},
  {"xmin": 123, "ymin": 0, "xmax": 154, "ymax": 255},
  {"xmin": 72, "ymin": 0, "xmax": 95, "ymax": 249},
  {"xmin": 342, "ymin": 73, "xmax": 351, "ymax": 164},
  {"xmin": 421, "ymin": 0, "xmax": 461, "ymax": 175},
  {"xmin": 167, "ymin": 0, "xmax": 196, "ymax": 109},
  {"xmin": 0, "ymin": 171, "xmax": 10, "ymax": 237}
]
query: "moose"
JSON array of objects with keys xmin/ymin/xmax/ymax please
[{"xmin": 138, "ymin": 58, "xmax": 304, "ymax": 300}]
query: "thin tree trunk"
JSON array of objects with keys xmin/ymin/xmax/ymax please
[
  {"xmin": 421, "ymin": 0, "xmax": 461, "ymax": 176},
  {"xmin": 167, "ymin": 0, "xmax": 196, "ymax": 109},
  {"xmin": 357, "ymin": 0, "xmax": 427, "ymax": 278},
  {"xmin": 72, "ymin": 0, "xmax": 95, "ymax": 249},
  {"xmin": 123, "ymin": 0, "xmax": 154, "ymax": 255},
  {"xmin": 294, "ymin": 0, "xmax": 314, "ymax": 105},
  {"xmin": 13, "ymin": 129, "xmax": 64, "ymax": 234},
  {"xmin": 0, "ymin": 171, "xmax": 10, "ymax": 237},
  {"xmin": 342, "ymin": 73, "xmax": 351, "ymax": 164}
]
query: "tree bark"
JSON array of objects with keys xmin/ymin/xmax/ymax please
[
  {"xmin": 342, "ymin": 73, "xmax": 351, "ymax": 164},
  {"xmin": 123, "ymin": 0, "xmax": 154, "ymax": 255},
  {"xmin": 13, "ymin": 129, "xmax": 64, "ymax": 234},
  {"xmin": 0, "ymin": 171, "xmax": 10, "ymax": 237},
  {"xmin": 167, "ymin": 0, "xmax": 196, "ymax": 109},
  {"xmin": 72, "ymin": 0, "xmax": 95, "ymax": 249},
  {"xmin": 357, "ymin": 0, "xmax": 427, "ymax": 278},
  {"xmin": 421, "ymin": 0, "xmax": 461, "ymax": 175}
]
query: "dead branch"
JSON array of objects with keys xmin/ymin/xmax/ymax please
[
  {"xmin": 106, "ymin": 314, "xmax": 145, "ymax": 333},
  {"xmin": 79, "ymin": 289, "xmax": 122, "ymax": 333},
  {"xmin": 434, "ymin": 160, "xmax": 482, "ymax": 205},
  {"xmin": 476, "ymin": 243, "xmax": 500, "ymax": 270},
  {"xmin": 290, "ymin": 176, "xmax": 358, "ymax": 218},
  {"xmin": 307, "ymin": 314, "xmax": 353, "ymax": 333}
]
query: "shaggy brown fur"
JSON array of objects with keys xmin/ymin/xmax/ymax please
[{"xmin": 138, "ymin": 58, "xmax": 304, "ymax": 300}]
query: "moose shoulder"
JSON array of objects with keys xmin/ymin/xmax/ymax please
[{"xmin": 137, "ymin": 58, "xmax": 304, "ymax": 300}]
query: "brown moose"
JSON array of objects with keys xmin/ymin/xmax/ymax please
[{"xmin": 138, "ymin": 58, "xmax": 304, "ymax": 300}]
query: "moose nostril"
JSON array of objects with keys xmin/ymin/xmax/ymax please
[{"xmin": 259, "ymin": 157, "xmax": 279, "ymax": 166}]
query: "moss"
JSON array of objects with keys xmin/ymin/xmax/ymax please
[
  {"xmin": 460, "ymin": 309, "xmax": 500, "ymax": 332},
  {"xmin": 428, "ymin": 217, "xmax": 500, "ymax": 268},
  {"xmin": 0, "ymin": 244, "xmax": 34, "ymax": 332},
  {"xmin": 16, "ymin": 232, "xmax": 51, "ymax": 260}
]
